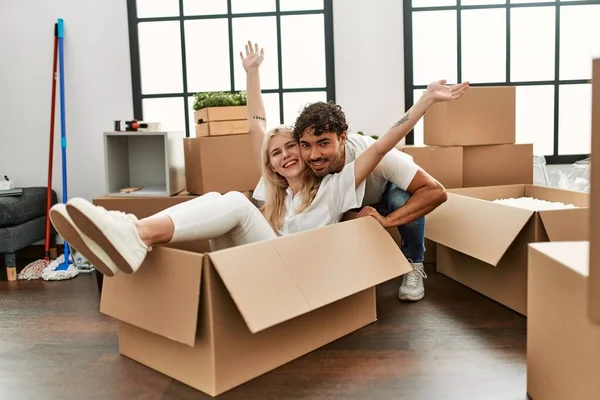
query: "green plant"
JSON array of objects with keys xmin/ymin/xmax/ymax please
[{"xmin": 193, "ymin": 91, "xmax": 247, "ymax": 110}]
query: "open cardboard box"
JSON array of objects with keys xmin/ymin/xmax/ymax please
[
  {"xmin": 425, "ymin": 184, "xmax": 589, "ymax": 315},
  {"xmin": 98, "ymin": 217, "xmax": 412, "ymax": 396}
]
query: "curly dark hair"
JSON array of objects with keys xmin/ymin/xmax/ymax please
[{"xmin": 292, "ymin": 101, "xmax": 349, "ymax": 141}]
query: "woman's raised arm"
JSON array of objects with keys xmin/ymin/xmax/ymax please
[{"xmin": 240, "ymin": 41, "xmax": 267, "ymax": 163}]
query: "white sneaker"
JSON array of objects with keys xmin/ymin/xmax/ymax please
[
  {"xmin": 66, "ymin": 197, "xmax": 150, "ymax": 274},
  {"xmin": 398, "ymin": 262, "xmax": 427, "ymax": 301},
  {"xmin": 49, "ymin": 203, "xmax": 120, "ymax": 277}
]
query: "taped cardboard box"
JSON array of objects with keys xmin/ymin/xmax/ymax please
[
  {"xmin": 424, "ymin": 86, "xmax": 516, "ymax": 147},
  {"xmin": 183, "ymin": 135, "xmax": 261, "ymax": 196},
  {"xmin": 589, "ymin": 58, "xmax": 600, "ymax": 324},
  {"xmin": 99, "ymin": 217, "xmax": 412, "ymax": 396},
  {"xmin": 527, "ymin": 241, "xmax": 600, "ymax": 400},
  {"xmin": 425, "ymin": 184, "xmax": 589, "ymax": 315}
]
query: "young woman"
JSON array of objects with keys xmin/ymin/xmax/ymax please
[{"xmin": 49, "ymin": 41, "xmax": 469, "ymax": 277}]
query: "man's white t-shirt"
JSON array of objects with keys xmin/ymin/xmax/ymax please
[
  {"xmin": 276, "ymin": 160, "xmax": 366, "ymax": 235},
  {"xmin": 343, "ymin": 134, "xmax": 419, "ymax": 205},
  {"xmin": 253, "ymin": 133, "xmax": 419, "ymax": 208}
]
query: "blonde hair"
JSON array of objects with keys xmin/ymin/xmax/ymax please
[{"xmin": 260, "ymin": 126, "xmax": 321, "ymax": 232}]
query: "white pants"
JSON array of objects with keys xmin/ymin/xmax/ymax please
[{"xmin": 154, "ymin": 191, "xmax": 278, "ymax": 251}]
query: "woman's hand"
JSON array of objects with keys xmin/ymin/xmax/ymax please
[{"xmin": 240, "ymin": 40, "xmax": 264, "ymax": 72}]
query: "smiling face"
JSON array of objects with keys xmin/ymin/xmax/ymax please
[
  {"xmin": 266, "ymin": 132, "xmax": 305, "ymax": 180},
  {"xmin": 298, "ymin": 127, "xmax": 346, "ymax": 177},
  {"xmin": 292, "ymin": 101, "xmax": 349, "ymax": 178}
]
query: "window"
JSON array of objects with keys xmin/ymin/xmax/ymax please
[
  {"xmin": 126, "ymin": 0, "xmax": 335, "ymax": 137},
  {"xmin": 403, "ymin": 0, "xmax": 600, "ymax": 164}
]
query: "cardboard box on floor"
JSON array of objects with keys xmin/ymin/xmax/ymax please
[
  {"xmin": 527, "ymin": 241, "xmax": 600, "ymax": 399},
  {"xmin": 97, "ymin": 216, "xmax": 412, "ymax": 397},
  {"xmin": 589, "ymin": 58, "xmax": 600, "ymax": 324},
  {"xmin": 424, "ymin": 86, "xmax": 516, "ymax": 147},
  {"xmin": 425, "ymin": 184, "xmax": 589, "ymax": 316},
  {"xmin": 183, "ymin": 134, "xmax": 261, "ymax": 196}
]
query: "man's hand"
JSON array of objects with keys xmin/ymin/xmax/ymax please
[
  {"xmin": 356, "ymin": 206, "xmax": 390, "ymax": 228},
  {"xmin": 424, "ymin": 79, "xmax": 470, "ymax": 103},
  {"xmin": 240, "ymin": 40, "xmax": 264, "ymax": 72}
]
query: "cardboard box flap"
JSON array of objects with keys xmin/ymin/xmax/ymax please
[
  {"xmin": 538, "ymin": 208, "xmax": 590, "ymax": 241},
  {"xmin": 208, "ymin": 217, "xmax": 411, "ymax": 334},
  {"xmin": 425, "ymin": 192, "xmax": 535, "ymax": 266},
  {"xmin": 99, "ymin": 247, "xmax": 203, "ymax": 347}
]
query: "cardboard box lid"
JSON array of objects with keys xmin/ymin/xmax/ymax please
[
  {"xmin": 100, "ymin": 248, "xmax": 204, "ymax": 347},
  {"xmin": 208, "ymin": 217, "xmax": 411, "ymax": 334},
  {"xmin": 426, "ymin": 184, "xmax": 589, "ymax": 266},
  {"xmin": 425, "ymin": 190, "xmax": 534, "ymax": 266}
]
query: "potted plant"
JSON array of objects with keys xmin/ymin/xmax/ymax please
[{"xmin": 193, "ymin": 91, "xmax": 248, "ymax": 124}]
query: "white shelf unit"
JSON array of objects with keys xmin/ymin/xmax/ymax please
[{"xmin": 103, "ymin": 131, "xmax": 185, "ymax": 197}]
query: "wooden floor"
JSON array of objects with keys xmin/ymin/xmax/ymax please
[{"xmin": 0, "ymin": 262, "xmax": 528, "ymax": 400}]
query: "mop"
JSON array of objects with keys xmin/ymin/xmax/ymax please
[{"xmin": 20, "ymin": 19, "xmax": 79, "ymax": 281}]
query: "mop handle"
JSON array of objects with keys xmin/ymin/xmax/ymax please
[{"xmin": 57, "ymin": 17, "xmax": 70, "ymax": 264}]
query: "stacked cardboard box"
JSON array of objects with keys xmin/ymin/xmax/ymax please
[
  {"xmin": 397, "ymin": 86, "xmax": 534, "ymax": 189},
  {"xmin": 184, "ymin": 106, "xmax": 261, "ymax": 195}
]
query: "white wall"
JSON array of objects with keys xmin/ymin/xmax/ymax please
[
  {"xmin": 332, "ymin": 0, "xmax": 405, "ymax": 138},
  {"xmin": 0, "ymin": 0, "xmax": 403, "ymax": 206},
  {"xmin": 0, "ymin": 0, "xmax": 133, "ymax": 204}
]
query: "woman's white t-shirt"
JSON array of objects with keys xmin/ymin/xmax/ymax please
[{"xmin": 276, "ymin": 160, "xmax": 365, "ymax": 236}]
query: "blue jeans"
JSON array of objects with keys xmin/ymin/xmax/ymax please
[{"xmin": 373, "ymin": 183, "xmax": 426, "ymax": 263}]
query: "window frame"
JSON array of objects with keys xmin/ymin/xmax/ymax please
[
  {"xmin": 402, "ymin": 0, "xmax": 598, "ymax": 165},
  {"xmin": 126, "ymin": 0, "xmax": 336, "ymax": 137}
]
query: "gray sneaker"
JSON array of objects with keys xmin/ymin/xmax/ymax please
[{"xmin": 398, "ymin": 262, "xmax": 427, "ymax": 301}]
